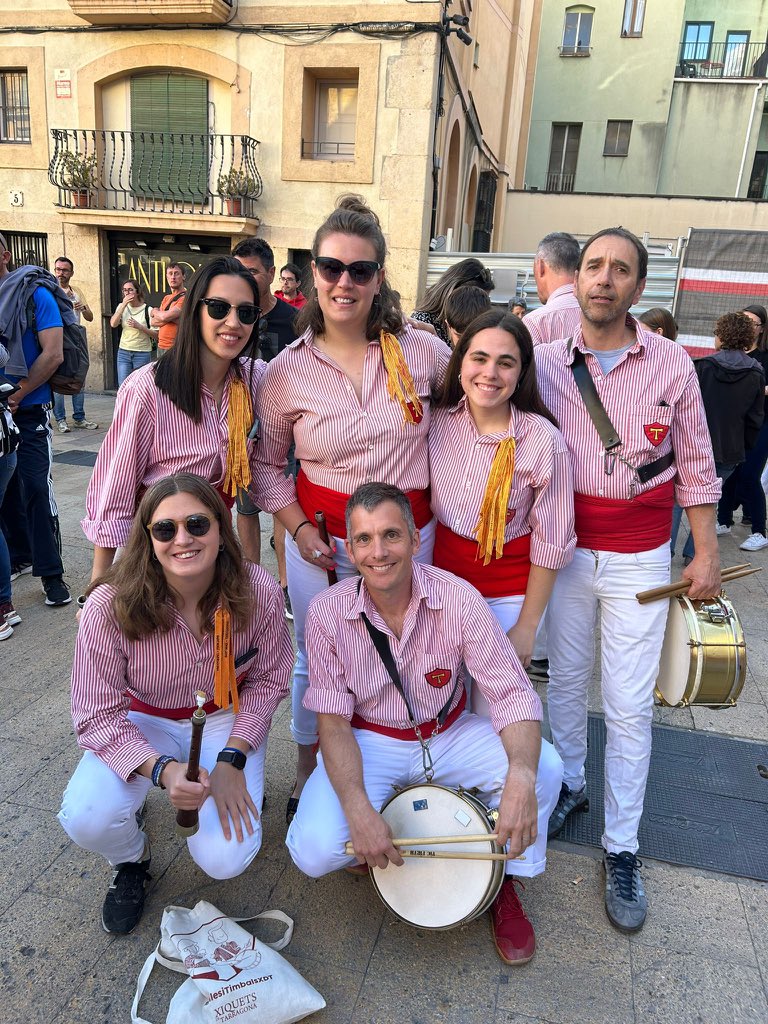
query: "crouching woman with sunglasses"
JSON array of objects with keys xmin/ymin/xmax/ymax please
[
  {"xmin": 253, "ymin": 195, "xmax": 450, "ymax": 821},
  {"xmin": 59, "ymin": 474, "xmax": 293, "ymax": 934},
  {"xmin": 82, "ymin": 256, "xmax": 265, "ymax": 580}
]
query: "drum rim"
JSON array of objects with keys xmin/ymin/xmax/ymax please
[{"xmin": 371, "ymin": 782, "xmax": 505, "ymax": 930}]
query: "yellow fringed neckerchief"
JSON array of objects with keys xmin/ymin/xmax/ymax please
[
  {"xmin": 379, "ymin": 331, "xmax": 423, "ymax": 425},
  {"xmin": 222, "ymin": 377, "xmax": 253, "ymax": 498},
  {"xmin": 213, "ymin": 607, "xmax": 239, "ymax": 713},
  {"xmin": 472, "ymin": 436, "xmax": 517, "ymax": 566}
]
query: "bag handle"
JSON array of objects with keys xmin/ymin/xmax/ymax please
[{"xmin": 131, "ymin": 908, "xmax": 294, "ymax": 1024}]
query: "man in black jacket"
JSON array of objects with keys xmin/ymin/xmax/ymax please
[{"xmin": 671, "ymin": 312, "xmax": 764, "ymax": 561}]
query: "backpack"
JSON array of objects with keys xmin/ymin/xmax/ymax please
[{"xmin": 26, "ymin": 297, "xmax": 90, "ymax": 396}]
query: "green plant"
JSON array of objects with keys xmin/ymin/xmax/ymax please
[
  {"xmin": 216, "ymin": 168, "xmax": 258, "ymax": 198},
  {"xmin": 60, "ymin": 151, "xmax": 98, "ymax": 191}
]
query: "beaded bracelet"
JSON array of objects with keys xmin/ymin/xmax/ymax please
[
  {"xmin": 151, "ymin": 754, "xmax": 178, "ymax": 789},
  {"xmin": 292, "ymin": 519, "xmax": 311, "ymax": 541}
]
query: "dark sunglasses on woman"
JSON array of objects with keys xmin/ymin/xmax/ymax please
[
  {"xmin": 146, "ymin": 513, "xmax": 216, "ymax": 543},
  {"xmin": 314, "ymin": 257, "xmax": 381, "ymax": 286},
  {"xmin": 199, "ymin": 298, "xmax": 261, "ymax": 325}
]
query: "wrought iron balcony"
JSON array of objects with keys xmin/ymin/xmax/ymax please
[
  {"xmin": 546, "ymin": 172, "xmax": 575, "ymax": 193},
  {"xmin": 67, "ymin": 1, "xmax": 233, "ymax": 25},
  {"xmin": 676, "ymin": 40, "xmax": 768, "ymax": 79},
  {"xmin": 49, "ymin": 129, "xmax": 262, "ymax": 217}
]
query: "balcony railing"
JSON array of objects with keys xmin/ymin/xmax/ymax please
[
  {"xmin": 546, "ymin": 172, "xmax": 575, "ymax": 193},
  {"xmin": 48, "ymin": 129, "xmax": 262, "ymax": 217},
  {"xmin": 677, "ymin": 40, "xmax": 768, "ymax": 79},
  {"xmin": 67, "ymin": 1, "xmax": 233, "ymax": 25},
  {"xmin": 301, "ymin": 139, "xmax": 355, "ymax": 161}
]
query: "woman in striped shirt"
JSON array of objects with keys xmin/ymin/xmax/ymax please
[
  {"xmin": 60, "ymin": 474, "xmax": 293, "ymax": 934},
  {"xmin": 430, "ymin": 309, "xmax": 575, "ymax": 707},
  {"xmin": 82, "ymin": 256, "xmax": 264, "ymax": 579},
  {"xmin": 253, "ymin": 195, "xmax": 449, "ymax": 818}
]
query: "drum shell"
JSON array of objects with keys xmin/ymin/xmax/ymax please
[
  {"xmin": 371, "ymin": 783, "xmax": 504, "ymax": 931},
  {"xmin": 654, "ymin": 594, "xmax": 746, "ymax": 709}
]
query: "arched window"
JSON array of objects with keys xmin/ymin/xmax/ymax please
[{"xmin": 561, "ymin": 6, "xmax": 594, "ymax": 56}]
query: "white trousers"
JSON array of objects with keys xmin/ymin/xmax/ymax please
[
  {"xmin": 547, "ymin": 544, "xmax": 670, "ymax": 855},
  {"xmin": 58, "ymin": 709, "xmax": 266, "ymax": 879},
  {"xmin": 285, "ymin": 518, "xmax": 436, "ymax": 746},
  {"xmin": 285, "ymin": 712, "xmax": 562, "ymax": 879}
]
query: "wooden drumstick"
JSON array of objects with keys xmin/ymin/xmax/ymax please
[
  {"xmin": 176, "ymin": 691, "xmax": 207, "ymax": 838},
  {"xmin": 346, "ymin": 833, "xmax": 501, "ymax": 849},
  {"xmin": 344, "ymin": 846, "xmax": 520, "ymax": 862},
  {"xmin": 314, "ymin": 511, "xmax": 338, "ymax": 585},
  {"xmin": 636, "ymin": 563, "xmax": 758, "ymax": 604}
]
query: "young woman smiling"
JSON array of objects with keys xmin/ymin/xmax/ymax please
[
  {"xmin": 83, "ymin": 257, "xmax": 265, "ymax": 580},
  {"xmin": 430, "ymin": 310, "xmax": 575, "ymax": 700},
  {"xmin": 60, "ymin": 474, "xmax": 292, "ymax": 934},
  {"xmin": 253, "ymin": 195, "xmax": 450, "ymax": 820}
]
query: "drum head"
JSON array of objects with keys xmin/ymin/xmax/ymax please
[
  {"xmin": 371, "ymin": 784, "xmax": 500, "ymax": 930},
  {"xmin": 655, "ymin": 596, "xmax": 696, "ymax": 706}
]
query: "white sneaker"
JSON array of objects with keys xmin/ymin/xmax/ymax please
[
  {"xmin": 740, "ymin": 532, "xmax": 768, "ymax": 551},
  {"xmin": 715, "ymin": 524, "xmax": 731, "ymax": 536},
  {"xmin": 0, "ymin": 620, "xmax": 13, "ymax": 641},
  {"xmin": 57, "ymin": 420, "xmax": 70, "ymax": 433},
  {"xmin": 72, "ymin": 419, "xmax": 99, "ymax": 429}
]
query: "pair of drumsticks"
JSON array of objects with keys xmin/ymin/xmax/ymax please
[{"xmin": 636, "ymin": 562, "xmax": 761, "ymax": 604}]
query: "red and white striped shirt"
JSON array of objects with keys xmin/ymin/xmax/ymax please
[
  {"xmin": 304, "ymin": 562, "xmax": 542, "ymax": 736},
  {"xmin": 252, "ymin": 325, "xmax": 450, "ymax": 512},
  {"xmin": 429, "ymin": 400, "xmax": 575, "ymax": 570},
  {"xmin": 524, "ymin": 284, "xmax": 582, "ymax": 347},
  {"xmin": 71, "ymin": 563, "xmax": 292, "ymax": 780},
  {"xmin": 82, "ymin": 359, "xmax": 265, "ymax": 547},
  {"xmin": 534, "ymin": 319, "xmax": 720, "ymax": 507}
]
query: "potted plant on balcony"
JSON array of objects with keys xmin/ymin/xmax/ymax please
[
  {"xmin": 59, "ymin": 151, "xmax": 98, "ymax": 209},
  {"xmin": 216, "ymin": 169, "xmax": 258, "ymax": 217}
]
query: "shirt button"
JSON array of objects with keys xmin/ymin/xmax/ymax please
[{"xmin": 369, "ymin": 444, "xmax": 374, "ymax": 450}]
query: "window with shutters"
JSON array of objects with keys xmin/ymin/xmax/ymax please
[
  {"xmin": 621, "ymin": 0, "xmax": 645, "ymax": 38},
  {"xmin": 547, "ymin": 124, "xmax": 581, "ymax": 191},
  {"xmin": 0, "ymin": 70, "xmax": 30, "ymax": 143},
  {"xmin": 129, "ymin": 74, "xmax": 209, "ymax": 201},
  {"xmin": 604, "ymin": 120, "xmax": 632, "ymax": 156},
  {"xmin": 471, "ymin": 171, "xmax": 497, "ymax": 252}
]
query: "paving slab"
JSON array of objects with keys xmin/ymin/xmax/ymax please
[{"xmin": 0, "ymin": 803, "xmax": 70, "ymax": 916}]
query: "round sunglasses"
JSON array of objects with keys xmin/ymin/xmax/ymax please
[
  {"xmin": 314, "ymin": 256, "xmax": 381, "ymax": 286},
  {"xmin": 199, "ymin": 297, "xmax": 261, "ymax": 325},
  {"xmin": 146, "ymin": 513, "xmax": 216, "ymax": 543}
]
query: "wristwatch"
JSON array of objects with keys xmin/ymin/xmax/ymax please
[{"xmin": 217, "ymin": 747, "xmax": 246, "ymax": 771}]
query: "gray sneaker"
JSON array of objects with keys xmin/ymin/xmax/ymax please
[
  {"xmin": 603, "ymin": 851, "xmax": 647, "ymax": 932},
  {"xmin": 547, "ymin": 782, "xmax": 589, "ymax": 838}
]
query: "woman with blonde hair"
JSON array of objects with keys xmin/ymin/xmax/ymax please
[{"xmin": 253, "ymin": 194, "xmax": 449, "ymax": 820}]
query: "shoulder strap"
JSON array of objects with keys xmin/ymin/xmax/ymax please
[
  {"xmin": 567, "ymin": 340, "xmax": 621, "ymax": 453},
  {"xmin": 356, "ymin": 580, "xmax": 458, "ymax": 731}
]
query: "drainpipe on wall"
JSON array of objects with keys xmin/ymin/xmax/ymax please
[{"xmin": 735, "ymin": 82, "xmax": 764, "ymax": 198}]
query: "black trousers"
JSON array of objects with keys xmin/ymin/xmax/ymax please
[{"xmin": 0, "ymin": 404, "xmax": 63, "ymax": 577}]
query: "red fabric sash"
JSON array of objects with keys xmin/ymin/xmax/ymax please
[
  {"xmin": 433, "ymin": 521, "xmax": 532, "ymax": 598},
  {"xmin": 574, "ymin": 480, "xmax": 674, "ymax": 553},
  {"xmin": 350, "ymin": 689, "xmax": 467, "ymax": 740},
  {"xmin": 128, "ymin": 694, "xmax": 220, "ymax": 720},
  {"xmin": 296, "ymin": 469, "xmax": 431, "ymax": 539}
]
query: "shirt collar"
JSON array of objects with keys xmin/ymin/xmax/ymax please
[
  {"xmin": 345, "ymin": 562, "xmax": 443, "ymax": 622},
  {"xmin": 449, "ymin": 394, "xmax": 520, "ymax": 438},
  {"xmin": 548, "ymin": 283, "xmax": 576, "ymax": 301},
  {"xmin": 565, "ymin": 313, "xmax": 646, "ymax": 365}
]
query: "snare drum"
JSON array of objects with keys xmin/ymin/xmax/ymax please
[
  {"xmin": 654, "ymin": 594, "xmax": 746, "ymax": 708},
  {"xmin": 370, "ymin": 783, "xmax": 504, "ymax": 930}
]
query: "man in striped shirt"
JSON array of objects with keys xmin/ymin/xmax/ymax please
[
  {"xmin": 286, "ymin": 482, "xmax": 563, "ymax": 965},
  {"xmin": 524, "ymin": 232, "xmax": 582, "ymax": 347},
  {"xmin": 535, "ymin": 227, "xmax": 721, "ymax": 934}
]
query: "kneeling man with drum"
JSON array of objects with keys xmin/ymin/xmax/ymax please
[{"xmin": 286, "ymin": 482, "xmax": 563, "ymax": 964}]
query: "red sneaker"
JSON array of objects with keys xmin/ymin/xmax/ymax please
[{"xmin": 491, "ymin": 878, "xmax": 535, "ymax": 964}]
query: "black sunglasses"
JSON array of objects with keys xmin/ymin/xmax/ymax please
[
  {"xmin": 314, "ymin": 257, "xmax": 381, "ymax": 286},
  {"xmin": 146, "ymin": 514, "xmax": 215, "ymax": 543},
  {"xmin": 199, "ymin": 297, "xmax": 261, "ymax": 325}
]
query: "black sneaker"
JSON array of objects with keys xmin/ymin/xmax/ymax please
[
  {"xmin": 101, "ymin": 858, "xmax": 152, "ymax": 934},
  {"xmin": 283, "ymin": 586, "xmax": 294, "ymax": 621},
  {"xmin": 526, "ymin": 658, "xmax": 549, "ymax": 683},
  {"xmin": 10, "ymin": 562, "xmax": 32, "ymax": 581},
  {"xmin": 603, "ymin": 851, "xmax": 647, "ymax": 933},
  {"xmin": 547, "ymin": 782, "xmax": 589, "ymax": 838},
  {"xmin": 41, "ymin": 575, "xmax": 72, "ymax": 606}
]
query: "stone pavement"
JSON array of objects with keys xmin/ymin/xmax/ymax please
[{"xmin": 2, "ymin": 391, "xmax": 768, "ymax": 1024}]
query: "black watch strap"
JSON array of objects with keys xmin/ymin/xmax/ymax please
[{"xmin": 217, "ymin": 747, "xmax": 247, "ymax": 771}]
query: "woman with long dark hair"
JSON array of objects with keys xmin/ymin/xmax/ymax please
[
  {"xmin": 83, "ymin": 256, "xmax": 264, "ymax": 578},
  {"xmin": 430, "ymin": 309, "xmax": 575, "ymax": 693},
  {"xmin": 60, "ymin": 474, "xmax": 292, "ymax": 934},
  {"xmin": 411, "ymin": 257, "xmax": 494, "ymax": 344},
  {"xmin": 253, "ymin": 194, "xmax": 449, "ymax": 819}
]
